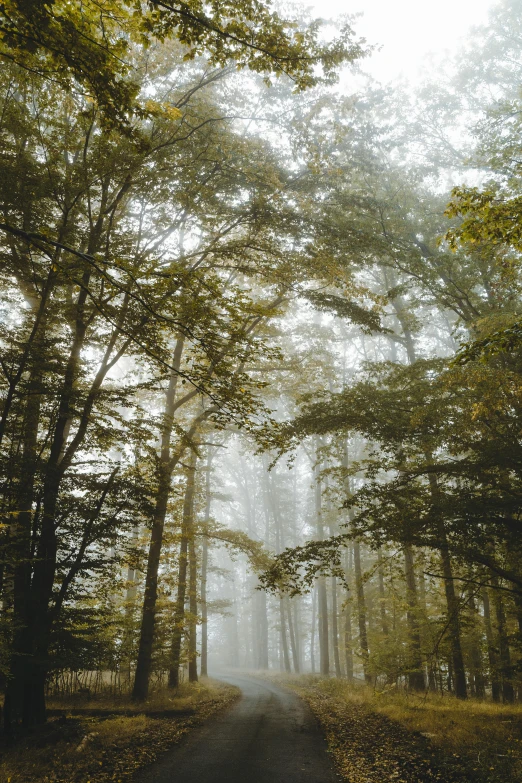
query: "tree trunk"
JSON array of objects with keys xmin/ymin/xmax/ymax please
[
  {"xmin": 279, "ymin": 598, "xmax": 291, "ymax": 673},
  {"xmin": 344, "ymin": 597, "xmax": 354, "ymax": 681},
  {"xmin": 314, "ymin": 441, "xmax": 329, "ymax": 676},
  {"xmin": 258, "ymin": 590, "xmax": 269, "ymax": 669},
  {"xmin": 286, "ymin": 597, "xmax": 300, "ymax": 673},
  {"xmin": 200, "ymin": 535, "xmax": 208, "ymax": 678},
  {"xmin": 403, "ymin": 544, "xmax": 426, "ymax": 692},
  {"xmin": 24, "ymin": 280, "xmax": 134, "ymax": 723},
  {"xmin": 169, "ymin": 454, "xmax": 196, "ymax": 689},
  {"xmin": 343, "ymin": 442, "xmax": 364, "ymax": 682},
  {"xmin": 293, "ymin": 599, "xmax": 301, "ymax": 674},
  {"xmin": 318, "ymin": 576, "xmax": 329, "ymax": 675},
  {"xmin": 268, "ymin": 468, "xmax": 291, "ymax": 675},
  {"xmin": 132, "ymin": 338, "xmax": 184, "ymax": 701},
  {"xmin": 438, "ymin": 534, "xmax": 467, "ymax": 699},
  {"xmin": 482, "ymin": 587, "xmax": 501, "ymax": 702},
  {"xmin": 512, "ymin": 591, "xmax": 522, "ymax": 701},
  {"xmin": 188, "ymin": 530, "xmax": 198, "ymax": 683},
  {"xmin": 425, "ymin": 469, "xmax": 467, "ymax": 699},
  {"xmin": 311, "ymin": 586, "xmax": 317, "ymax": 674},
  {"xmin": 468, "ymin": 594, "xmax": 485, "ymax": 698},
  {"xmin": 10, "ymin": 280, "xmax": 91, "ymax": 727},
  {"xmin": 492, "ymin": 579, "xmax": 514, "ymax": 703},
  {"xmin": 5, "ymin": 359, "xmax": 45, "ymax": 730},
  {"xmin": 377, "ymin": 550, "xmax": 389, "ymax": 637},
  {"xmin": 417, "ymin": 562, "xmax": 436, "ymax": 691},
  {"xmin": 331, "ymin": 576, "xmax": 342, "ymax": 677},
  {"xmin": 257, "ymin": 468, "xmax": 270, "ymax": 671},
  {"xmin": 447, "ymin": 659, "xmax": 453, "ymax": 694},
  {"xmin": 229, "ymin": 581, "xmax": 240, "ymax": 668},
  {"xmin": 343, "ymin": 548, "xmax": 354, "ymax": 681},
  {"xmin": 200, "ymin": 449, "xmax": 212, "ymax": 678},
  {"xmin": 353, "ymin": 541, "xmax": 371, "ymax": 684},
  {"xmin": 513, "ymin": 591, "xmax": 522, "ymax": 648}
]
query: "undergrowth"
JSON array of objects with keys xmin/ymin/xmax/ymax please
[
  {"xmin": 0, "ymin": 678, "xmax": 239, "ymax": 783},
  {"xmin": 282, "ymin": 675, "xmax": 522, "ymax": 783}
]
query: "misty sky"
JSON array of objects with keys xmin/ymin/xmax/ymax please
[{"xmin": 302, "ymin": 0, "xmax": 495, "ymax": 81}]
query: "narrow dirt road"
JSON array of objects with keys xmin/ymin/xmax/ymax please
[{"xmin": 134, "ymin": 673, "xmax": 339, "ymax": 783}]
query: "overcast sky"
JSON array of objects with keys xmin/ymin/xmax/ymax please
[{"xmin": 301, "ymin": 0, "xmax": 496, "ymax": 82}]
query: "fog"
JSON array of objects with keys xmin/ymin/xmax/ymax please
[
  {"xmin": 307, "ymin": 0, "xmax": 495, "ymax": 81},
  {"xmin": 1, "ymin": 3, "xmax": 522, "ymax": 779}
]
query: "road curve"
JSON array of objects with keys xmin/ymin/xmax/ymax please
[{"xmin": 134, "ymin": 673, "xmax": 340, "ymax": 783}]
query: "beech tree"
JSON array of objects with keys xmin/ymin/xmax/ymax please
[{"xmin": 0, "ymin": 0, "xmax": 365, "ymax": 128}]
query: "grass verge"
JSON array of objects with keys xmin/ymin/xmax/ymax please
[
  {"xmin": 276, "ymin": 675, "xmax": 522, "ymax": 783},
  {"xmin": 0, "ymin": 678, "xmax": 239, "ymax": 783}
]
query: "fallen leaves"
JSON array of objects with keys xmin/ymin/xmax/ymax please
[
  {"xmin": 0, "ymin": 681, "xmax": 240, "ymax": 783},
  {"xmin": 291, "ymin": 682, "xmax": 500, "ymax": 783}
]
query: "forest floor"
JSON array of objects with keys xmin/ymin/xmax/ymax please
[
  {"xmin": 271, "ymin": 674, "xmax": 522, "ymax": 783},
  {"xmin": 0, "ymin": 678, "xmax": 239, "ymax": 783}
]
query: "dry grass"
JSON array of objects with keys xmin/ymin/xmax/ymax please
[
  {"xmin": 371, "ymin": 684, "xmax": 522, "ymax": 773},
  {"xmin": 47, "ymin": 679, "xmax": 215, "ymax": 715},
  {"xmin": 283, "ymin": 675, "xmax": 522, "ymax": 783},
  {"xmin": 0, "ymin": 678, "xmax": 239, "ymax": 783},
  {"xmin": 182, "ymin": 672, "xmax": 522, "ymax": 781}
]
